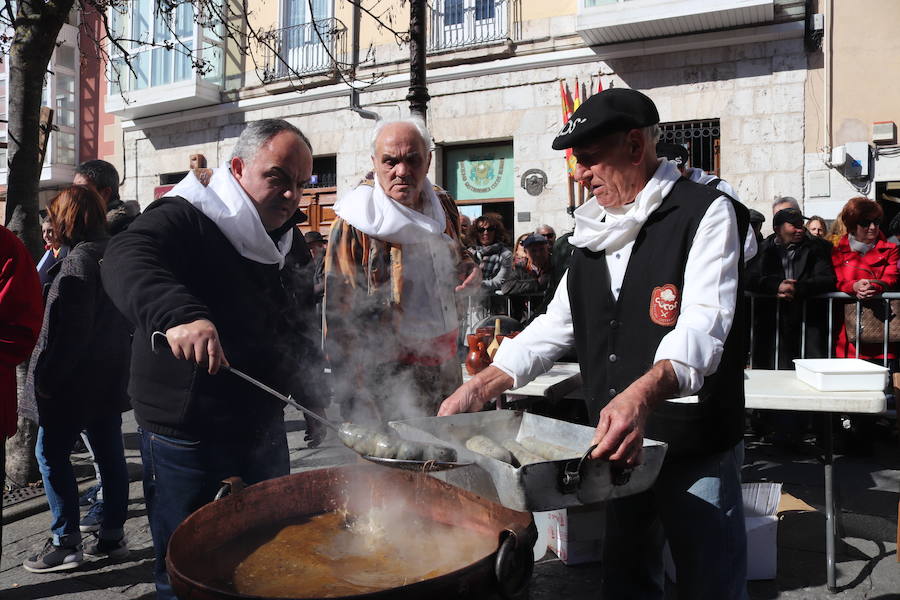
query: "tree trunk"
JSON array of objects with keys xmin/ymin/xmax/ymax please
[
  {"xmin": 4, "ymin": 0, "xmax": 74, "ymax": 487},
  {"xmin": 5, "ymin": 364, "xmax": 39, "ymax": 488}
]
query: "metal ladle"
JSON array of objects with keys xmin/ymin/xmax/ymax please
[{"xmin": 150, "ymin": 331, "xmax": 470, "ymax": 473}]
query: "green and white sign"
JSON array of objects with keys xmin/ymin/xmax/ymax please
[{"xmin": 445, "ymin": 144, "xmax": 514, "ymax": 202}]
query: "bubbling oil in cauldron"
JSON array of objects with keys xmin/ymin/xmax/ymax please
[{"xmin": 230, "ymin": 506, "xmax": 497, "ymax": 598}]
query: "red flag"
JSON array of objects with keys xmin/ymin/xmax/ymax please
[
  {"xmin": 597, "ymin": 75, "xmax": 604, "ymax": 94},
  {"xmin": 560, "ymin": 80, "xmax": 576, "ymax": 176}
]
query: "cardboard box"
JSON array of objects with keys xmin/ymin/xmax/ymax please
[
  {"xmin": 546, "ymin": 504, "xmax": 606, "ymax": 565},
  {"xmin": 665, "ymin": 482, "xmax": 783, "ymax": 581},
  {"xmin": 743, "ymin": 481, "xmax": 782, "ymax": 581}
]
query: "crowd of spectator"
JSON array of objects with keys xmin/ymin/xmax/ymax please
[
  {"xmin": 745, "ymin": 195, "xmax": 900, "ymax": 452},
  {"xmin": 459, "ymin": 214, "xmax": 561, "ymax": 324}
]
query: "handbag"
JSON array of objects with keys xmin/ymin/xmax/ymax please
[{"xmin": 844, "ymin": 297, "xmax": 900, "ymax": 344}]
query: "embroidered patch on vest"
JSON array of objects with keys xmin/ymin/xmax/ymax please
[{"xmin": 650, "ymin": 284, "xmax": 679, "ymax": 327}]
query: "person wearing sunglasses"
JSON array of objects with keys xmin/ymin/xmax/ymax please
[
  {"xmin": 831, "ymin": 197, "xmax": 898, "ymax": 456},
  {"xmin": 472, "ymin": 214, "xmax": 512, "ymax": 299},
  {"xmin": 831, "ymin": 197, "xmax": 899, "ymax": 359}
]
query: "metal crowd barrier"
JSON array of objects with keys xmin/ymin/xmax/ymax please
[
  {"xmin": 747, "ymin": 291, "xmax": 900, "ymax": 369},
  {"xmin": 463, "ymin": 292, "xmax": 545, "ymax": 333}
]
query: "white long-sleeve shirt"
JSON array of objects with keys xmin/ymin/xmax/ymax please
[
  {"xmin": 686, "ymin": 167, "xmax": 757, "ymax": 262},
  {"xmin": 492, "ymin": 196, "xmax": 741, "ymax": 398}
]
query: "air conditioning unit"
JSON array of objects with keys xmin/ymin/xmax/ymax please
[
  {"xmin": 843, "ymin": 142, "xmax": 870, "ymax": 179},
  {"xmin": 873, "ymin": 121, "xmax": 897, "ymax": 145}
]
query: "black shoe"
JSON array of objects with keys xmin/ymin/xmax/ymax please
[
  {"xmin": 84, "ymin": 536, "xmax": 128, "ymax": 559},
  {"xmin": 23, "ymin": 539, "xmax": 84, "ymax": 573}
]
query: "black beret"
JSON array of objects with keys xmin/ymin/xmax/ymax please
[
  {"xmin": 552, "ymin": 88, "xmax": 660, "ymax": 150},
  {"xmin": 773, "ymin": 208, "xmax": 805, "ymax": 229},
  {"xmin": 656, "ymin": 142, "xmax": 689, "ymax": 166},
  {"xmin": 304, "ymin": 231, "xmax": 326, "ymax": 244}
]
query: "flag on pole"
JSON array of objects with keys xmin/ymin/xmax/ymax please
[
  {"xmin": 564, "ymin": 79, "xmax": 583, "ymax": 175},
  {"xmin": 559, "ymin": 80, "xmax": 576, "ymax": 176},
  {"xmin": 598, "ymin": 75, "xmax": 604, "ymax": 94}
]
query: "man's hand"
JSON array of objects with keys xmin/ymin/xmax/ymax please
[
  {"xmin": 589, "ymin": 361, "xmax": 678, "ymax": 467},
  {"xmin": 165, "ymin": 319, "xmax": 229, "ymax": 374},
  {"xmin": 852, "ymin": 278, "xmax": 880, "ymax": 300},
  {"xmin": 777, "ymin": 279, "xmax": 796, "ymax": 300},
  {"xmin": 455, "ymin": 262, "xmax": 483, "ymax": 294},
  {"xmin": 304, "ymin": 407, "xmax": 328, "ymax": 448},
  {"xmin": 438, "ymin": 366, "xmax": 513, "ymax": 416}
]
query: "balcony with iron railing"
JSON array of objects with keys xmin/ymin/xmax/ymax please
[
  {"xmin": 427, "ymin": 0, "xmax": 518, "ymax": 53},
  {"xmin": 262, "ymin": 18, "xmax": 347, "ymax": 82}
]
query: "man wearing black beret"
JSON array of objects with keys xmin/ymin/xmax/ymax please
[{"xmin": 441, "ymin": 88, "xmax": 750, "ymax": 598}]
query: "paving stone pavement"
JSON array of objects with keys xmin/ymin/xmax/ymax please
[{"xmin": 1, "ymin": 407, "xmax": 898, "ymax": 599}]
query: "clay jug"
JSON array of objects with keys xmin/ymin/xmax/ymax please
[{"xmin": 466, "ymin": 334, "xmax": 491, "ymax": 375}]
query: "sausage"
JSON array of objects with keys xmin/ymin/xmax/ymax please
[
  {"xmin": 519, "ymin": 436, "xmax": 580, "ymax": 461},
  {"xmin": 502, "ymin": 440, "xmax": 545, "ymax": 467},
  {"xmin": 337, "ymin": 422, "xmax": 457, "ymax": 463},
  {"xmin": 465, "ymin": 435, "xmax": 513, "ymax": 464}
]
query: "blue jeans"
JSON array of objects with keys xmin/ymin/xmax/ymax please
[
  {"xmin": 140, "ymin": 421, "xmax": 290, "ymax": 600},
  {"xmin": 601, "ymin": 442, "xmax": 748, "ymax": 600},
  {"xmin": 36, "ymin": 413, "xmax": 129, "ymax": 547}
]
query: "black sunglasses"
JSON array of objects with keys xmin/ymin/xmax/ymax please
[
  {"xmin": 859, "ymin": 218, "xmax": 882, "ymax": 228},
  {"xmin": 477, "ymin": 226, "xmax": 496, "ymax": 233}
]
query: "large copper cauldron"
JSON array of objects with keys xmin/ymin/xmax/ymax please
[{"xmin": 166, "ymin": 464, "xmax": 536, "ymax": 600}]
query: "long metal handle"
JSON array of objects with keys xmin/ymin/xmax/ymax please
[
  {"xmin": 150, "ymin": 331, "xmax": 339, "ymax": 433},
  {"xmin": 221, "ymin": 364, "xmax": 339, "ymax": 432}
]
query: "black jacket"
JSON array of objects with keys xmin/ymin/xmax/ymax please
[
  {"xmin": 745, "ymin": 234, "xmax": 836, "ymax": 369},
  {"xmin": 22, "ymin": 239, "xmax": 132, "ymax": 426},
  {"xmin": 101, "ymin": 196, "xmax": 325, "ymax": 442}
]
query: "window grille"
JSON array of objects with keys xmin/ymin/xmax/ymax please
[{"xmin": 659, "ymin": 119, "xmax": 721, "ymax": 176}]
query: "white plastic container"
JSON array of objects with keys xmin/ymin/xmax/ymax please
[{"xmin": 792, "ymin": 358, "xmax": 888, "ymax": 391}]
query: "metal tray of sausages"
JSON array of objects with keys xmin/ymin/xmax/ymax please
[{"xmin": 390, "ymin": 410, "xmax": 667, "ymax": 512}]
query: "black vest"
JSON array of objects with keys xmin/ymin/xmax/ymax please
[{"xmin": 568, "ymin": 178, "xmax": 749, "ymax": 459}]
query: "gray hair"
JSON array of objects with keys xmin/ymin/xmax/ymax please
[
  {"xmin": 643, "ymin": 124, "xmax": 661, "ymax": 146},
  {"xmin": 535, "ymin": 224, "xmax": 555, "ymax": 234},
  {"xmin": 231, "ymin": 119, "xmax": 313, "ymax": 163},
  {"xmin": 370, "ymin": 116, "xmax": 435, "ymax": 155},
  {"xmin": 75, "ymin": 160, "xmax": 120, "ymax": 203},
  {"xmin": 773, "ymin": 196, "xmax": 800, "ymax": 211}
]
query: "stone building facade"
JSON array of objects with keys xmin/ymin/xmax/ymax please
[{"xmin": 110, "ymin": 0, "xmax": 817, "ymax": 237}]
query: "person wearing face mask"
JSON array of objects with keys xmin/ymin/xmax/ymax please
[
  {"xmin": 101, "ymin": 119, "xmax": 326, "ymax": 600},
  {"xmin": 324, "ymin": 117, "xmax": 480, "ymax": 424},
  {"xmin": 441, "ymin": 88, "xmax": 751, "ymax": 599},
  {"xmin": 831, "ymin": 197, "xmax": 900, "ymax": 360}
]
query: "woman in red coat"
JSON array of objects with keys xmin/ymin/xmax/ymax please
[
  {"xmin": 0, "ymin": 225, "xmax": 43, "ymax": 548},
  {"xmin": 831, "ymin": 197, "xmax": 900, "ymax": 359}
]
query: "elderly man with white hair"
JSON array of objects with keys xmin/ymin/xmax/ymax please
[
  {"xmin": 441, "ymin": 89, "xmax": 751, "ymax": 599},
  {"xmin": 324, "ymin": 117, "xmax": 481, "ymax": 423}
]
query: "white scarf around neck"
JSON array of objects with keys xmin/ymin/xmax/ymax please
[
  {"xmin": 570, "ymin": 159, "xmax": 681, "ymax": 253},
  {"xmin": 168, "ymin": 166, "xmax": 293, "ymax": 269},
  {"xmin": 333, "ymin": 177, "xmax": 447, "ymax": 245}
]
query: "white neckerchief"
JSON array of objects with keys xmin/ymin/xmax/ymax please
[
  {"xmin": 333, "ymin": 178, "xmax": 446, "ymax": 245},
  {"xmin": 686, "ymin": 166, "xmax": 711, "ymax": 184},
  {"xmin": 570, "ymin": 159, "xmax": 680, "ymax": 253},
  {"xmin": 848, "ymin": 233, "xmax": 875, "ymax": 255},
  {"xmin": 168, "ymin": 166, "xmax": 293, "ymax": 269}
]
